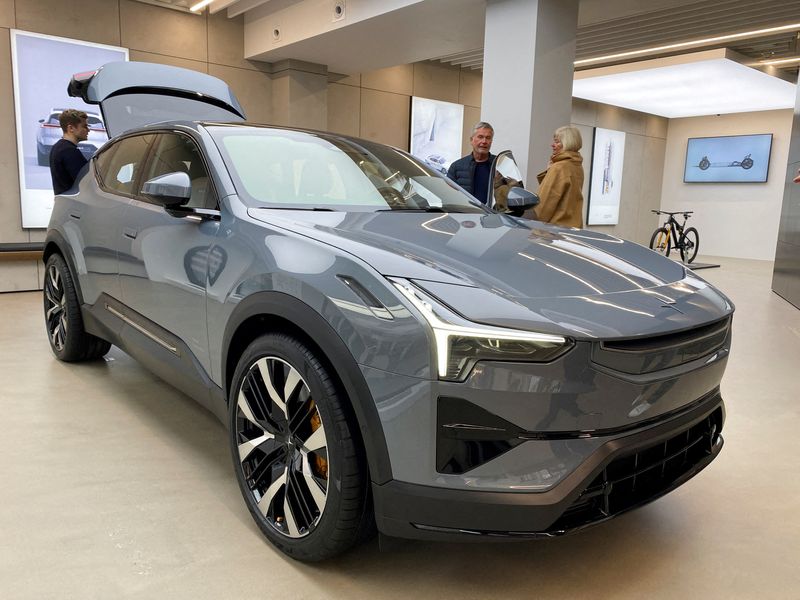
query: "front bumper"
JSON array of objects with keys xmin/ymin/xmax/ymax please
[{"xmin": 372, "ymin": 390, "xmax": 724, "ymax": 540}]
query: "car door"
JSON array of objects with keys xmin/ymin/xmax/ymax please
[
  {"xmin": 117, "ymin": 131, "xmax": 219, "ymax": 375},
  {"xmin": 69, "ymin": 133, "xmax": 156, "ymax": 305}
]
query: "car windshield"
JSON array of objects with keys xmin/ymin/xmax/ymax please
[{"xmin": 208, "ymin": 126, "xmax": 487, "ymax": 213}]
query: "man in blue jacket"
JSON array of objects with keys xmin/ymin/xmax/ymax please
[
  {"xmin": 49, "ymin": 109, "xmax": 90, "ymax": 195},
  {"xmin": 447, "ymin": 121, "xmax": 495, "ymax": 205}
]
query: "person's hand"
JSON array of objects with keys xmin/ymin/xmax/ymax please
[{"xmin": 793, "ymin": 168, "xmax": 800, "ymax": 184}]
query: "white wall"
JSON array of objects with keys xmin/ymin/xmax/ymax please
[{"xmin": 661, "ymin": 110, "xmax": 793, "ymax": 261}]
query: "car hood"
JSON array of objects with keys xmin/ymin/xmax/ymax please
[{"xmin": 248, "ymin": 210, "xmax": 733, "ymax": 338}]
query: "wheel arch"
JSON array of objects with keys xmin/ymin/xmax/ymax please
[
  {"xmin": 43, "ymin": 231, "xmax": 85, "ymax": 305},
  {"xmin": 223, "ymin": 291, "xmax": 393, "ymax": 485}
]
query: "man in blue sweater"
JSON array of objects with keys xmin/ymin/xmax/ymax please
[
  {"xmin": 49, "ymin": 109, "xmax": 90, "ymax": 195},
  {"xmin": 446, "ymin": 121, "xmax": 495, "ymax": 205}
]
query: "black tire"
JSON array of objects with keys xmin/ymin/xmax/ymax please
[
  {"xmin": 649, "ymin": 227, "xmax": 671, "ymax": 257},
  {"xmin": 43, "ymin": 253, "xmax": 111, "ymax": 362},
  {"xmin": 229, "ymin": 333, "xmax": 371, "ymax": 561},
  {"xmin": 741, "ymin": 158, "xmax": 753, "ymax": 170},
  {"xmin": 680, "ymin": 227, "xmax": 700, "ymax": 264},
  {"xmin": 699, "ymin": 158, "xmax": 710, "ymax": 170}
]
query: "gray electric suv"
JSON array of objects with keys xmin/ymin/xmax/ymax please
[{"xmin": 44, "ymin": 62, "xmax": 733, "ymax": 561}]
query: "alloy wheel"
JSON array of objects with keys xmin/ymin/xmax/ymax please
[
  {"xmin": 235, "ymin": 356, "xmax": 329, "ymax": 538},
  {"xmin": 44, "ymin": 264, "xmax": 68, "ymax": 352}
]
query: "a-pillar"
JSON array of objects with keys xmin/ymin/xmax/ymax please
[
  {"xmin": 480, "ymin": 0, "xmax": 579, "ymax": 185},
  {"xmin": 270, "ymin": 60, "xmax": 328, "ymax": 130}
]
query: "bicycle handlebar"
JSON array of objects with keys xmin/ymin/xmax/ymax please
[{"xmin": 651, "ymin": 210, "xmax": 693, "ymax": 216}]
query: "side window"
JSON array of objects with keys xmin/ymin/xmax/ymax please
[
  {"xmin": 141, "ymin": 133, "xmax": 216, "ymax": 209},
  {"xmin": 96, "ymin": 134, "xmax": 156, "ymax": 197}
]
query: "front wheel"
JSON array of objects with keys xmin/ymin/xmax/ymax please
[
  {"xmin": 229, "ymin": 333, "xmax": 372, "ymax": 561},
  {"xmin": 741, "ymin": 157, "xmax": 753, "ymax": 169},
  {"xmin": 680, "ymin": 227, "xmax": 700, "ymax": 263},
  {"xmin": 43, "ymin": 254, "xmax": 111, "ymax": 361},
  {"xmin": 649, "ymin": 227, "xmax": 671, "ymax": 257}
]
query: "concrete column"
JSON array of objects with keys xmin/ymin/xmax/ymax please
[
  {"xmin": 270, "ymin": 60, "xmax": 328, "ymax": 130},
  {"xmin": 480, "ymin": 0, "xmax": 579, "ymax": 184}
]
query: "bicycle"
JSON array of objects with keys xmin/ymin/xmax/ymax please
[{"xmin": 649, "ymin": 210, "xmax": 700, "ymax": 264}]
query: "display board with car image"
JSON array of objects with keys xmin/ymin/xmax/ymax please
[
  {"xmin": 587, "ymin": 127, "xmax": 626, "ymax": 225},
  {"xmin": 683, "ymin": 133, "xmax": 772, "ymax": 183},
  {"xmin": 10, "ymin": 30, "xmax": 127, "ymax": 228},
  {"xmin": 409, "ymin": 96, "xmax": 464, "ymax": 176}
]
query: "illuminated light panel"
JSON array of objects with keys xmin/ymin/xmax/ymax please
[
  {"xmin": 574, "ymin": 22, "xmax": 800, "ymax": 67},
  {"xmin": 573, "ymin": 51, "xmax": 796, "ymax": 118},
  {"xmin": 190, "ymin": 0, "xmax": 213, "ymax": 11}
]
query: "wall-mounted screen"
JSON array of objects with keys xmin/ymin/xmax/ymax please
[
  {"xmin": 684, "ymin": 133, "xmax": 772, "ymax": 183},
  {"xmin": 11, "ymin": 30, "xmax": 128, "ymax": 228},
  {"xmin": 587, "ymin": 127, "xmax": 626, "ymax": 225},
  {"xmin": 410, "ymin": 96, "xmax": 464, "ymax": 176}
]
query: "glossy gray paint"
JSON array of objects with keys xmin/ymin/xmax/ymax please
[
  {"xmin": 45, "ymin": 62, "xmax": 734, "ymax": 538},
  {"xmin": 48, "ymin": 120, "xmax": 734, "ymax": 496}
]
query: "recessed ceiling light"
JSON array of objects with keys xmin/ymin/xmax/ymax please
[
  {"xmin": 575, "ymin": 22, "xmax": 800, "ymax": 67},
  {"xmin": 190, "ymin": 0, "xmax": 213, "ymax": 11},
  {"xmin": 758, "ymin": 56, "xmax": 800, "ymax": 66},
  {"xmin": 573, "ymin": 49, "xmax": 796, "ymax": 118}
]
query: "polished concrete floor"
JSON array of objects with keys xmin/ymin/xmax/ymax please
[{"xmin": 1, "ymin": 257, "xmax": 798, "ymax": 599}]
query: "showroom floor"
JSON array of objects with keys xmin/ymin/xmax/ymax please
[{"xmin": 1, "ymin": 257, "xmax": 798, "ymax": 600}]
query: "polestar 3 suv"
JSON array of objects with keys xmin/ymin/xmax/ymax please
[{"xmin": 43, "ymin": 62, "xmax": 733, "ymax": 561}]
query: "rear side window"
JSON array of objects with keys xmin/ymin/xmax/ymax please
[
  {"xmin": 95, "ymin": 134, "xmax": 156, "ymax": 196},
  {"xmin": 141, "ymin": 133, "xmax": 216, "ymax": 209}
]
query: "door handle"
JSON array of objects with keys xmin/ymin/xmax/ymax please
[{"xmin": 123, "ymin": 227, "xmax": 138, "ymax": 240}]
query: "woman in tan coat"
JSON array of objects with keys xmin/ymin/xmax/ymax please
[{"xmin": 534, "ymin": 126, "xmax": 584, "ymax": 228}]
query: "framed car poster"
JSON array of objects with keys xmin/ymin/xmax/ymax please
[
  {"xmin": 11, "ymin": 30, "xmax": 128, "ymax": 228},
  {"xmin": 587, "ymin": 127, "xmax": 626, "ymax": 225},
  {"xmin": 409, "ymin": 97, "xmax": 464, "ymax": 176}
]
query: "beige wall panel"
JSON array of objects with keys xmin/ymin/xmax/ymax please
[
  {"xmin": 209, "ymin": 64, "xmax": 272, "ymax": 125},
  {"xmin": 462, "ymin": 105, "xmax": 481, "ymax": 156},
  {"xmin": 288, "ymin": 71, "xmax": 327, "ymax": 130},
  {"xmin": 0, "ymin": 27, "xmax": 23, "ymax": 242},
  {"xmin": 208, "ymin": 11, "xmax": 269, "ymax": 73},
  {"xmin": 412, "ymin": 63, "xmax": 459, "ymax": 104},
  {"xmin": 29, "ymin": 229, "xmax": 46, "ymax": 242},
  {"xmin": 636, "ymin": 136, "xmax": 667, "ymax": 245},
  {"xmin": 645, "ymin": 114, "xmax": 668, "ymax": 139},
  {"xmin": 362, "ymin": 64, "xmax": 413, "ymax": 95},
  {"xmin": 129, "ymin": 50, "xmax": 208, "ymax": 74},
  {"xmin": 329, "ymin": 73, "xmax": 360, "ymax": 87},
  {"xmin": 271, "ymin": 75, "xmax": 289, "ymax": 126},
  {"xmin": 0, "ymin": 261, "xmax": 39, "ymax": 292},
  {"xmin": 16, "ymin": 0, "xmax": 120, "ymax": 46},
  {"xmin": 360, "ymin": 89, "xmax": 410, "ymax": 150},
  {"xmin": 0, "ymin": 0, "xmax": 13, "ymax": 28},
  {"xmin": 327, "ymin": 83, "xmax": 360, "ymax": 137},
  {"xmin": 596, "ymin": 103, "xmax": 646, "ymax": 136},
  {"xmin": 572, "ymin": 98, "xmax": 597, "ymax": 127},
  {"xmin": 459, "ymin": 69, "xmax": 482, "ymax": 108},
  {"xmin": 120, "ymin": 0, "xmax": 206, "ymax": 62}
]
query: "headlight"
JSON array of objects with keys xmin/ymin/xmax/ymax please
[{"xmin": 390, "ymin": 278, "xmax": 573, "ymax": 381}]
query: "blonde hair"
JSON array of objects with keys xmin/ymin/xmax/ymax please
[{"xmin": 555, "ymin": 126, "xmax": 582, "ymax": 152}]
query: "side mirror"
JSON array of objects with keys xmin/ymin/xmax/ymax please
[
  {"xmin": 506, "ymin": 187, "xmax": 539, "ymax": 217},
  {"xmin": 38, "ymin": 119, "xmax": 45, "ymax": 123},
  {"xmin": 141, "ymin": 171, "xmax": 191, "ymax": 208}
]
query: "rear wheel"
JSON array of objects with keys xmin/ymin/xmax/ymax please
[
  {"xmin": 229, "ymin": 333, "xmax": 371, "ymax": 561},
  {"xmin": 680, "ymin": 227, "xmax": 700, "ymax": 263},
  {"xmin": 43, "ymin": 254, "xmax": 111, "ymax": 361},
  {"xmin": 649, "ymin": 227, "xmax": 671, "ymax": 257}
]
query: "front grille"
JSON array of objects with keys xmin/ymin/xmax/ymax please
[
  {"xmin": 591, "ymin": 317, "xmax": 731, "ymax": 374},
  {"xmin": 548, "ymin": 406, "xmax": 724, "ymax": 533}
]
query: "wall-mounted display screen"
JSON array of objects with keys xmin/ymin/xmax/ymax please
[
  {"xmin": 587, "ymin": 127, "xmax": 626, "ymax": 225},
  {"xmin": 684, "ymin": 133, "xmax": 772, "ymax": 183},
  {"xmin": 409, "ymin": 96, "xmax": 464, "ymax": 176}
]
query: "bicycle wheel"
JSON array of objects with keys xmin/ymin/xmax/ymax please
[
  {"xmin": 680, "ymin": 227, "xmax": 699, "ymax": 263},
  {"xmin": 649, "ymin": 227, "xmax": 671, "ymax": 257}
]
